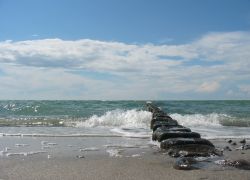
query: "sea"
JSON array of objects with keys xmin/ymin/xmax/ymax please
[{"xmin": 0, "ymin": 100, "xmax": 250, "ymax": 139}]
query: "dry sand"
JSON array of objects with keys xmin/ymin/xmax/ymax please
[{"xmin": 0, "ymin": 136, "xmax": 249, "ymax": 180}]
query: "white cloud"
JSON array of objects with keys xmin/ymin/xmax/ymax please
[
  {"xmin": 197, "ymin": 81, "xmax": 220, "ymax": 93},
  {"xmin": 0, "ymin": 31, "xmax": 250, "ymax": 99}
]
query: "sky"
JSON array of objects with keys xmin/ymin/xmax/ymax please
[{"xmin": 0, "ymin": 0, "xmax": 250, "ymax": 100}]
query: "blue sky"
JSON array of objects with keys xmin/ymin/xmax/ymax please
[{"xmin": 0, "ymin": 0, "xmax": 250, "ymax": 100}]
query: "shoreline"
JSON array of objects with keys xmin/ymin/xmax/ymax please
[{"xmin": 0, "ymin": 136, "xmax": 249, "ymax": 180}]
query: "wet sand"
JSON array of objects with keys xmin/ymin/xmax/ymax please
[{"xmin": 0, "ymin": 136, "xmax": 250, "ymax": 180}]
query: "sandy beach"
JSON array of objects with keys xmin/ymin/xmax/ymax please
[{"xmin": 0, "ymin": 136, "xmax": 249, "ymax": 180}]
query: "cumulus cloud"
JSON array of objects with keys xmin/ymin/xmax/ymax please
[
  {"xmin": 0, "ymin": 38, "xmax": 192, "ymax": 73},
  {"xmin": 0, "ymin": 31, "xmax": 250, "ymax": 99}
]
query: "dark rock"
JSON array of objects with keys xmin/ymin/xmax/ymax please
[
  {"xmin": 152, "ymin": 120, "xmax": 179, "ymax": 131},
  {"xmin": 152, "ymin": 125, "xmax": 186, "ymax": 141},
  {"xmin": 146, "ymin": 102, "xmax": 163, "ymax": 114},
  {"xmin": 227, "ymin": 139, "xmax": 232, "ymax": 143},
  {"xmin": 224, "ymin": 146, "xmax": 232, "ymax": 151},
  {"xmin": 213, "ymin": 148, "xmax": 223, "ymax": 156},
  {"xmin": 156, "ymin": 131, "xmax": 201, "ymax": 142},
  {"xmin": 232, "ymin": 142, "xmax": 237, "ymax": 146},
  {"xmin": 161, "ymin": 138, "xmax": 214, "ymax": 149},
  {"xmin": 216, "ymin": 159, "xmax": 250, "ymax": 170},
  {"xmin": 243, "ymin": 144, "xmax": 250, "ymax": 150},
  {"xmin": 161, "ymin": 138, "xmax": 215, "ymax": 157},
  {"xmin": 151, "ymin": 116, "xmax": 177, "ymax": 130},
  {"xmin": 169, "ymin": 145, "xmax": 215, "ymax": 157},
  {"xmin": 168, "ymin": 149, "xmax": 180, "ymax": 157},
  {"xmin": 240, "ymin": 139, "xmax": 246, "ymax": 144},
  {"xmin": 152, "ymin": 112, "xmax": 168, "ymax": 118}
]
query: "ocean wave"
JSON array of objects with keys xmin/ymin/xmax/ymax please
[
  {"xmin": 74, "ymin": 109, "xmax": 243, "ymax": 128},
  {"xmin": 0, "ymin": 108, "xmax": 249, "ymax": 128},
  {"xmin": 170, "ymin": 113, "xmax": 224, "ymax": 127},
  {"xmin": 171, "ymin": 113, "xmax": 250, "ymax": 127},
  {"xmin": 74, "ymin": 109, "xmax": 152, "ymax": 128}
]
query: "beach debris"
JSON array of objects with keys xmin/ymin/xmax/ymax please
[
  {"xmin": 47, "ymin": 154, "xmax": 51, "ymax": 159},
  {"xmin": 215, "ymin": 159, "xmax": 250, "ymax": 170}
]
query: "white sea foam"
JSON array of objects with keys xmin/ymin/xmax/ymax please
[
  {"xmin": 110, "ymin": 127, "xmax": 151, "ymax": 138},
  {"xmin": 104, "ymin": 144, "xmax": 140, "ymax": 149},
  {"xmin": 0, "ymin": 147, "xmax": 8, "ymax": 156},
  {"xmin": 15, "ymin": 144, "xmax": 29, "ymax": 147},
  {"xmin": 79, "ymin": 147, "xmax": 99, "ymax": 152},
  {"xmin": 0, "ymin": 133, "xmax": 124, "ymax": 138},
  {"xmin": 74, "ymin": 109, "xmax": 231, "ymax": 129},
  {"xmin": 75, "ymin": 109, "xmax": 152, "ymax": 128},
  {"xmin": 170, "ymin": 113, "xmax": 227, "ymax": 127},
  {"xmin": 41, "ymin": 146, "xmax": 50, "ymax": 149},
  {"xmin": 131, "ymin": 154, "xmax": 141, "ymax": 157},
  {"xmin": 47, "ymin": 143, "xmax": 57, "ymax": 146},
  {"xmin": 6, "ymin": 151, "xmax": 47, "ymax": 157},
  {"xmin": 41, "ymin": 141, "xmax": 49, "ymax": 145},
  {"xmin": 106, "ymin": 149, "xmax": 124, "ymax": 157}
]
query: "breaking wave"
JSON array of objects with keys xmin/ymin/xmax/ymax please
[
  {"xmin": 172, "ymin": 113, "xmax": 250, "ymax": 127},
  {"xmin": 75, "ymin": 109, "xmax": 152, "ymax": 128},
  {"xmin": 171, "ymin": 113, "xmax": 224, "ymax": 127},
  {"xmin": 0, "ymin": 108, "xmax": 249, "ymax": 128},
  {"xmin": 74, "ymin": 109, "xmax": 250, "ymax": 128}
]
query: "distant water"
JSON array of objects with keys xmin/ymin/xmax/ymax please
[{"xmin": 0, "ymin": 100, "xmax": 250, "ymax": 139}]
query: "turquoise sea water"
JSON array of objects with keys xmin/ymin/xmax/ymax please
[{"xmin": 0, "ymin": 100, "xmax": 249, "ymax": 139}]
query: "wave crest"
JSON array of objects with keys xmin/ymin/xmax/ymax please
[
  {"xmin": 75, "ymin": 109, "xmax": 152, "ymax": 128},
  {"xmin": 75, "ymin": 110, "xmax": 248, "ymax": 128},
  {"xmin": 170, "ymin": 113, "xmax": 228, "ymax": 127}
]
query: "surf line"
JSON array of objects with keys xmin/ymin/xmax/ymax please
[{"xmin": 0, "ymin": 133, "xmax": 150, "ymax": 138}]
